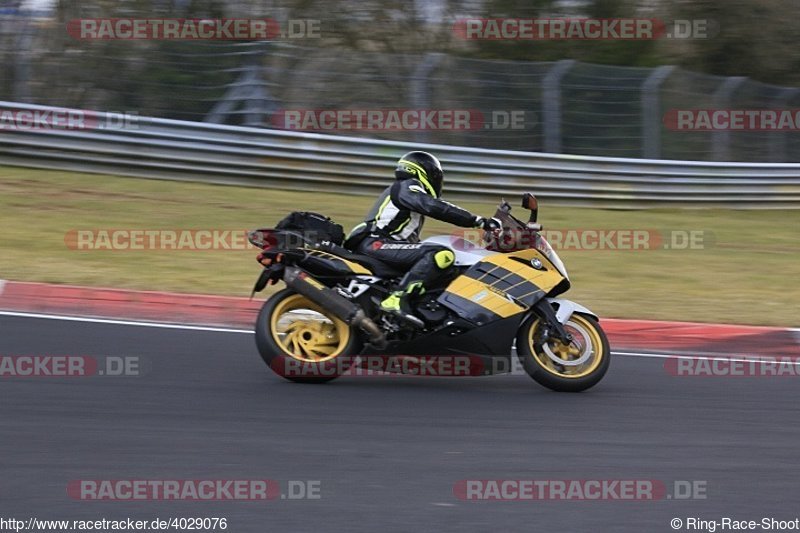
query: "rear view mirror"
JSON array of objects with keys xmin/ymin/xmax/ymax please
[{"xmin": 522, "ymin": 193, "xmax": 538, "ymax": 223}]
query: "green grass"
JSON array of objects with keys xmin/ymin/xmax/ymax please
[{"xmin": 1, "ymin": 166, "xmax": 798, "ymax": 326}]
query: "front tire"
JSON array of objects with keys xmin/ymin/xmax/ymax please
[
  {"xmin": 516, "ymin": 313, "xmax": 610, "ymax": 392},
  {"xmin": 255, "ymin": 288, "xmax": 363, "ymax": 383}
]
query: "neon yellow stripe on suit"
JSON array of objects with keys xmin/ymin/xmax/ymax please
[
  {"xmin": 398, "ymin": 159, "xmax": 438, "ymax": 198},
  {"xmin": 390, "ymin": 216, "xmax": 412, "ymax": 235},
  {"xmin": 375, "ymin": 194, "xmax": 392, "ymax": 222}
]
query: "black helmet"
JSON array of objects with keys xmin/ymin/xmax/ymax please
[{"xmin": 395, "ymin": 151, "xmax": 443, "ymax": 198}]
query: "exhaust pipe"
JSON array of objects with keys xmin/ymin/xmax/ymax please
[{"xmin": 283, "ymin": 266, "xmax": 386, "ymax": 348}]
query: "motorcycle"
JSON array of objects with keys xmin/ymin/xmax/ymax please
[{"xmin": 248, "ymin": 193, "xmax": 610, "ymax": 392}]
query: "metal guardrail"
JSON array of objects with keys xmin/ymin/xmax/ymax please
[{"xmin": 1, "ymin": 101, "xmax": 800, "ymax": 208}]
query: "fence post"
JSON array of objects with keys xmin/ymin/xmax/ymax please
[
  {"xmin": 641, "ymin": 65, "xmax": 674, "ymax": 158},
  {"xmin": 11, "ymin": 19, "xmax": 34, "ymax": 101},
  {"xmin": 542, "ymin": 60, "xmax": 575, "ymax": 153},
  {"xmin": 711, "ymin": 76, "xmax": 746, "ymax": 161},
  {"xmin": 206, "ymin": 68, "xmax": 276, "ymax": 126},
  {"xmin": 205, "ymin": 43, "xmax": 275, "ymax": 126},
  {"xmin": 769, "ymin": 88, "xmax": 798, "ymax": 162},
  {"xmin": 410, "ymin": 53, "xmax": 445, "ymax": 144}
]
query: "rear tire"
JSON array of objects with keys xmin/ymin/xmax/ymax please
[
  {"xmin": 255, "ymin": 288, "xmax": 363, "ymax": 383},
  {"xmin": 516, "ymin": 313, "xmax": 610, "ymax": 392}
]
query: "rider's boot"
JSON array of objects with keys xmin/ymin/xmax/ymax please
[{"xmin": 380, "ymin": 281, "xmax": 426, "ymax": 328}]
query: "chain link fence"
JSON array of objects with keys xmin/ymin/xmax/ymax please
[{"xmin": 3, "ymin": 8, "xmax": 800, "ymax": 162}]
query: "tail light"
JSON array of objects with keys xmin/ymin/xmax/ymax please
[{"xmin": 257, "ymin": 252, "xmax": 283, "ymax": 267}]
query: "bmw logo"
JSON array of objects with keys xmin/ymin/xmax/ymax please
[{"xmin": 530, "ymin": 258, "xmax": 544, "ymax": 270}]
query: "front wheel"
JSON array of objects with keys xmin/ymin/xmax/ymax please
[
  {"xmin": 255, "ymin": 288, "xmax": 363, "ymax": 383},
  {"xmin": 516, "ymin": 313, "xmax": 610, "ymax": 392}
]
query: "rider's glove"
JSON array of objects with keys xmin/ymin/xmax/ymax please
[{"xmin": 474, "ymin": 216, "xmax": 502, "ymax": 233}]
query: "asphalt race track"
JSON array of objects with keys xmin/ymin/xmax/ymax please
[{"xmin": 3, "ymin": 313, "xmax": 800, "ymax": 532}]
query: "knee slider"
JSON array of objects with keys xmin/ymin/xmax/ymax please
[{"xmin": 434, "ymin": 249, "xmax": 455, "ymax": 269}]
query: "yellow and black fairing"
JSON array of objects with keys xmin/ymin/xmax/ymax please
[
  {"xmin": 437, "ymin": 248, "xmax": 569, "ymax": 326},
  {"xmin": 372, "ymin": 248, "xmax": 570, "ymax": 361}
]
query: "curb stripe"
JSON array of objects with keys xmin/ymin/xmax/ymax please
[{"xmin": 0, "ymin": 281, "xmax": 797, "ymax": 356}]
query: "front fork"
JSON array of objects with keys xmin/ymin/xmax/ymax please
[{"xmin": 532, "ymin": 299, "xmax": 574, "ymax": 345}]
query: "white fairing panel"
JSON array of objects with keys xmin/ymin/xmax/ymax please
[
  {"xmin": 421, "ymin": 235, "xmax": 495, "ymax": 266},
  {"xmin": 547, "ymin": 298, "xmax": 598, "ymax": 324}
]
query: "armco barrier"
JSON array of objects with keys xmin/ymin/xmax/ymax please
[{"xmin": 1, "ymin": 101, "xmax": 800, "ymax": 208}]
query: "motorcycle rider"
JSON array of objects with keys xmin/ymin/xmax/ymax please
[{"xmin": 345, "ymin": 151, "xmax": 500, "ymax": 326}]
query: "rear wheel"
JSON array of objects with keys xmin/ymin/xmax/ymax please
[
  {"xmin": 516, "ymin": 313, "xmax": 610, "ymax": 392},
  {"xmin": 255, "ymin": 288, "xmax": 362, "ymax": 383}
]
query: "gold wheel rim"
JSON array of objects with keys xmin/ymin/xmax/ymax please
[
  {"xmin": 528, "ymin": 315, "xmax": 604, "ymax": 379},
  {"xmin": 269, "ymin": 293, "xmax": 350, "ymax": 363}
]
